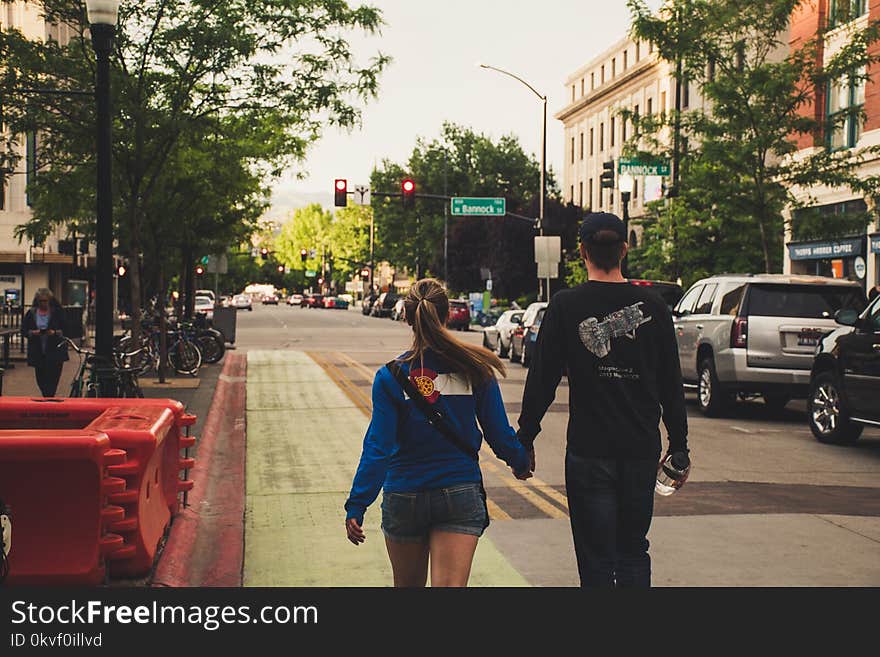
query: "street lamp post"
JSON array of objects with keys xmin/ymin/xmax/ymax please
[
  {"xmin": 86, "ymin": 0, "xmax": 121, "ymax": 396},
  {"xmin": 619, "ymin": 173, "xmax": 634, "ymax": 278},
  {"xmin": 479, "ymin": 63, "xmax": 547, "ymax": 301}
]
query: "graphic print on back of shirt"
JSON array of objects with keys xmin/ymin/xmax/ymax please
[
  {"xmin": 578, "ymin": 302, "xmax": 653, "ymax": 358},
  {"xmin": 408, "ymin": 368, "xmax": 472, "ymax": 404}
]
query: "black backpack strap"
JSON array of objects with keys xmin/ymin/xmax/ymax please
[{"xmin": 385, "ymin": 360, "xmax": 479, "ymax": 462}]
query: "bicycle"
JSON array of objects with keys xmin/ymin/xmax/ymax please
[
  {"xmin": 115, "ymin": 316, "xmax": 202, "ymax": 376},
  {"xmin": 63, "ymin": 337, "xmax": 144, "ymax": 398}
]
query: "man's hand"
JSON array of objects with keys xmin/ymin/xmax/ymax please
[
  {"xmin": 527, "ymin": 447, "xmax": 536, "ymax": 473},
  {"xmin": 345, "ymin": 517, "xmax": 365, "ymax": 545},
  {"xmin": 513, "ymin": 467, "xmax": 532, "ymax": 480}
]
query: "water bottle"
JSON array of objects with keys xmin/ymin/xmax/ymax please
[{"xmin": 655, "ymin": 452, "xmax": 691, "ymax": 496}]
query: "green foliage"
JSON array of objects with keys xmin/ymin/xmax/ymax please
[
  {"xmin": 371, "ymin": 122, "xmax": 569, "ymax": 299},
  {"xmin": 1, "ymin": 0, "xmax": 389, "ymax": 307},
  {"xmin": 626, "ymin": 0, "xmax": 880, "ymax": 278}
]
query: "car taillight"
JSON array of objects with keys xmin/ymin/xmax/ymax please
[{"xmin": 731, "ymin": 316, "xmax": 748, "ymax": 348}]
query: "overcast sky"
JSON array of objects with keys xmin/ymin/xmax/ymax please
[{"xmin": 264, "ymin": 0, "xmax": 662, "ymax": 222}]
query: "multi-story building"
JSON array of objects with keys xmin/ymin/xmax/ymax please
[
  {"xmin": 785, "ymin": 0, "xmax": 879, "ymax": 292},
  {"xmin": 556, "ymin": 36, "xmax": 705, "ymax": 249},
  {"xmin": 1, "ymin": 1, "xmax": 92, "ymax": 320}
]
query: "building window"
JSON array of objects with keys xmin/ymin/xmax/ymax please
[
  {"xmin": 829, "ymin": 0, "xmax": 867, "ymax": 28},
  {"xmin": 647, "ymin": 98, "xmax": 653, "ymax": 116},
  {"xmin": 591, "ymin": 72, "xmax": 595, "ymax": 90},
  {"xmin": 570, "ymin": 185, "xmax": 575, "ymax": 203},
  {"xmin": 601, "ymin": 65, "xmax": 605, "ymax": 84},
  {"xmin": 635, "ymin": 42, "xmax": 640, "ymax": 61},
  {"xmin": 589, "ymin": 127, "xmax": 594, "ymax": 155},
  {"xmin": 623, "ymin": 50, "xmax": 628, "ymax": 71},
  {"xmin": 648, "ymin": 41, "xmax": 653, "ymax": 54},
  {"xmin": 622, "ymin": 116, "xmax": 627, "ymax": 142},
  {"xmin": 610, "ymin": 117, "xmax": 615, "ymax": 147},
  {"xmin": 579, "ymin": 181, "xmax": 583, "ymax": 207},
  {"xmin": 0, "ymin": 176, "xmax": 5, "ymax": 211},
  {"xmin": 660, "ymin": 91, "xmax": 667, "ymax": 116},
  {"xmin": 682, "ymin": 75, "xmax": 690, "ymax": 109},
  {"xmin": 572, "ymin": 85, "xmax": 576, "ymax": 102},
  {"xmin": 598, "ymin": 185, "xmax": 603, "ymax": 208},
  {"xmin": 707, "ymin": 57, "xmax": 716, "ymax": 83},
  {"xmin": 612, "ymin": 58, "xmax": 616, "ymax": 78},
  {"xmin": 589, "ymin": 178, "xmax": 593, "ymax": 209},
  {"xmin": 26, "ymin": 131, "xmax": 36, "ymax": 207},
  {"xmin": 581, "ymin": 78, "xmax": 584, "ymax": 96},
  {"xmin": 599, "ymin": 122, "xmax": 604, "ymax": 151},
  {"xmin": 579, "ymin": 132, "xmax": 584, "ymax": 160},
  {"xmin": 827, "ymin": 67, "xmax": 866, "ymax": 150},
  {"xmin": 634, "ymin": 104, "xmax": 640, "ymax": 135},
  {"xmin": 634, "ymin": 179, "xmax": 638, "ymax": 201},
  {"xmin": 571, "ymin": 136, "xmax": 575, "ymax": 164},
  {"xmin": 629, "ymin": 230, "xmax": 638, "ymax": 248}
]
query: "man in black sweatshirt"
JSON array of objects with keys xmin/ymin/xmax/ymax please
[{"xmin": 518, "ymin": 212, "xmax": 689, "ymax": 588}]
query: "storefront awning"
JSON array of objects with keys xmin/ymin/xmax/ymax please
[{"xmin": 787, "ymin": 236, "xmax": 864, "ymax": 261}]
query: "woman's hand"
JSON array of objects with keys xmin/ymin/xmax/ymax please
[{"xmin": 346, "ymin": 517, "xmax": 365, "ymax": 545}]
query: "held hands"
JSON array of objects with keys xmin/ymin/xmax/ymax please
[
  {"xmin": 512, "ymin": 447, "xmax": 536, "ymax": 480},
  {"xmin": 345, "ymin": 517, "xmax": 365, "ymax": 546}
]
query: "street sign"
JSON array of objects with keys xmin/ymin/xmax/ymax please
[
  {"xmin": 205, "ymin": 254, "xmax": 228, "ymax": 274},
  {"xmin": 353, "ymin": 185, "xmax": 371, "ymax": 206},
  {"xmin": 451, "ymin": 197, "xmax": 506, "ymax": 217},
  {"xmin": 534, "ymin": 236, "xmax": 561, "ymax": 265},
  {"xmin": 309, "ymin": 249, "xmax": 317, "ymax": 259},
  {"xmin": 305, "ymin": 270, "xmax": 316, "ymax": 278},
  {"xmin": 618, "ymin": 157, "xmax": 670, "ymax": 177},
  {"xmin": 537, "ymin": 262, "xmax": 559, "ymax": 279}
]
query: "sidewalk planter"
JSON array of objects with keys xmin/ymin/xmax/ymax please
[
  {"xmin": 0, "ymin": 397, "xmax": 197, "ymax": 583},
  {"xmin": 0, "ymin": 429, "xmax": 129, "ymax": 585}
]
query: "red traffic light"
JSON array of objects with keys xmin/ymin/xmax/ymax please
[
  {"xmin": 334, "ymin": 179, "xmax": 348, "ymax": 207},
  {"xmin": 402, "ymin": 179, "xmax": 415, "ymax": 209},
  {"xmin": 195, "ymin": 265, "xmax": 205, "ymax": 275},
  {"xmin": 277, "ymin": 264, "xmax": 284, "ymax": 273}
]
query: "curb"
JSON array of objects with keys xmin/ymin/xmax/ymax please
[{"xmin": 151, "ymin": 353, "xmax": 247, "ymax": 587}]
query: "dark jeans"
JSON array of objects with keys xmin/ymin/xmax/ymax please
[
  {"xmin": 565, "ymin": 451, "xmax": 657, "ymax": 588},
  {"xmin": 34, "ymin": 361, "xmax": 64, "ymax": 397}
]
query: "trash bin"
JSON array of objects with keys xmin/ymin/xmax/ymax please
[
  {"xmin": 211, "ymin": 306, "xmax": 236, "ymax": 344},
  {"xmin": 62, "ymin": 305, "xmax": 85, "ymax": 340}
]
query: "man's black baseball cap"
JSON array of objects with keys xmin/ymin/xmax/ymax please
[{"xmin": 579, "ymin": 212, "xmax": 626, "ymax": 243}]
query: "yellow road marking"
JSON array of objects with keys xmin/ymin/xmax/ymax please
[
  {"xmin": 336, "ymin": 352, "xmax": 377, "ymax": 383},
  {"xmin": 481, "ymin": 457, "xmax": 569, "ymax": 519},
  {"xmin": 486, "ymin": 498, "xmax": 512, "ymax": 521},
  {"xmin": 307, "ymin": 352, "xmax": 372, "ymax": 414},
  {"xmin": 480, "ymin": 446, "xmax": 569, "ymax": 511}
]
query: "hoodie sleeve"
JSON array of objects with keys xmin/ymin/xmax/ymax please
[
  {"xmin": 475, "ymin": 376, "xmax": 530, "ymax": 474},
  {"xmin": 344, "ymin": 368, "xmax": 400, "ymax": 524},
  {"xmin": 653, "ymin": 301, "xmax": 689, "ymax": 454}
]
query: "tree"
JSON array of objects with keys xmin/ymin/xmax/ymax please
[
  {"xmin": 1, "ymin": 0, "xmax": 389, "ymax": 333},
  {"xmin": 626, "ymin": 0, "xmax": 880, "ymax": 279},
  {"xmin": 371, "ymin": 122, "xmax": 565, "ymax": 299},
  {"xmin": 274, "ymin": 203, "xmax": 333, "ymax": 280}
]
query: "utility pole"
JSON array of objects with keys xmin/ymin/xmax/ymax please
[
  {"xmin": 670, "ymin": 0, "xmax": 684, "ymax": 282},
  {"xmin": 443, "ymin": 149, "xmax": 449, "ymax": 286}
]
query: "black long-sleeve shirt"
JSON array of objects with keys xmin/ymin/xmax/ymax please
[{"xmin": 518, "ymin": 281, "xmax": 688, "ymax": 460}]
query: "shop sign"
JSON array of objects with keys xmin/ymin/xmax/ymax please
[
  {"xmin": 870, "ymin": 235, "xmax": 880, "ymax": 254},
  {"xmin": 788, "ymin": 237, "xmax": 863, "ymax": 261}
]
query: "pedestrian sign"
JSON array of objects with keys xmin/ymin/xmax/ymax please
[{"xmin": 451, "ymin": 197, "xmax": 506, "ymax": 216}]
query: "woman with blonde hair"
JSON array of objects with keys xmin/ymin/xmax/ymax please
[
  {"xmin": 345, "ymin": 278, "xmax": 532, "ymax": 587},
  {"xmin": 22, "ymin": 288, "xmax": 68, "ymax": 397}
]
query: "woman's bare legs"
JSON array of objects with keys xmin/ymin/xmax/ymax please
[
  {"xmin": 428, "ymin": 531, "xmax": 479, "ymax": 587},
  {"xmin": 385, "ymin": 538, "xmax": 429, "ymax": 587}
]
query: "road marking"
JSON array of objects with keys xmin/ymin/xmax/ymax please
[
  {"xmin": 730, "ymin": 426, "xmax": 754, "ymax": 434},
  {"xmin": 336, "ymin": 352, "xmax": 377, "ymax": 383},
  {"xmin": 307, "ymin": 352, "xmax": 372, "ymax": 413},
  {"xmin": 481, "ymin": 458, "xmax": 569, "ymax": 519},
  {"xmin": 486, "ymin": 498, "xmax": 512, "ymax": 521}
]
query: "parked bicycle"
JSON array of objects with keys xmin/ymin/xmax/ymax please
[{"xmin": 63, "ymin": 337, "xmax": 144, "ymax": 398}]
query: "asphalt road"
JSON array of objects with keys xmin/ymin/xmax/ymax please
[{"xmin": 233, "ymin": 301, "xmax": 880, "ymax": 586}]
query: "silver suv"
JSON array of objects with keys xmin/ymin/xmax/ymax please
[{"xmin": 673, "ymin": 274, "xmax": 866, "ymax": 416}]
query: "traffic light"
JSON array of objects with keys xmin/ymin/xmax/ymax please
[
  {"xmin": 402, "ymin": 178, "xmax": 415, "ymax": 209},
  {"xmin": 300, "ymin": 248, "xmax": 307, "ymax": 263},
  {"xmin": 195, "ymin": 264, "xmax": 205, "ymax": 276},
  {"xmin": 116, "ymin": 263, "xmax": 127, "ymax": 277},
  {"xmin": 277, "ymin": 264, "xmax": 285, "ymax": 273},
  {"xmin": 334, "ymin": 179, "xmax": 348, "ymax": 207},
  {"xmin": 260, "ymin": 247, "xmax": 269, "ymax": 259},
  {"xmin": 360, "ymin": 267, "xmax": 370, "ymax": 280},
  {"xmin": 600, "ymin": 160, "xmax": 615, "ymax": 189}
]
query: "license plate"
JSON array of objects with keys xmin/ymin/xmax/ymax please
[{"xmin": 797, "ymin": 332, "xmax": 820, "ymax": 347}]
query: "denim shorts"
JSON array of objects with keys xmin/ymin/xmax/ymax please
[{"xmin": 380, "ymin": 482, "xmax": 489, "ymax": 543}]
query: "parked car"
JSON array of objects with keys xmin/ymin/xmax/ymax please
[
  {"xmin": 196, "ymin": 289, "xmax": 216, "ymax": 303},
  {"xmin": 807, "ymin": 293, "xmax": 880, "ymax": 445},
  {"xmin": 194, "ymin": 295, "xmax": 214, "ymax": 321},
  {"xmin": 628, "ymin": 279, "xmax": 684, "ymax": 311},
  {"xmin": 362, "ymin": 292, "xmax": 379, "ymax": 316},
  {"xmin": 509, "ymin": 302, "xmax": 548, "ymax": 365},
  {"xmin": 473, "ymin": 306, "xmax": 506, "ymax": 328},
  {"xmin": 288, "ymin": 294, "xmax": 303, "ymax": 306},
  {"xmin": 303, "ymin": 293, "xmax": 324, "ymax": 308},
  {"xmin": 482, "ymin": 309, "xmax": 524, "ymax": 358},
  {"xmin": 333, "ymin": 296, "xmax": 350, "ymax": 310},
  {"xmin": 232, "ymin": 294, "xmax": 252, "ymax": 311},
  {"xmin": 323, "ymin": 296, "xmax": 337, "ymax": 309},
  {"xmin": 672, "ymin": 274, "xmax": 866, "ymax": 416},
  {"xmin": 261, "ymin": 294, "xmax": 279, "ymax": 305},
  {"xmin": 391, "ymin": 297, "xmax": 406, "ymax": 321},
  {"xmin": 371, "ymin": 292, "xmax": 399, "ymax": 318},
  {"xmin": 447, "ymin": 299, "xmax": 470, "ymax": 330}
]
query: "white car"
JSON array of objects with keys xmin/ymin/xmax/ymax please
[
  {"xmin": 288, "ymin": 294, "xmax": 303, "ymax": 306},
  {"xmin": 196, "ymin": 289, "xmax": 216, "ymax": 303},
  {"xmin": 233, "ymin": 294, "xmax": 253, "ymax": 311},
  {"xmin": 194, "ymin": 295, "xmax": 214, "ymax": 321}
]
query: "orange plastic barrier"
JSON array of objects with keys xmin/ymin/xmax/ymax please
[
  {"xmin": 0, "ymin": 397, "xmax": 197, "ymax": 581},
  {"xmin": 0, "ymin": 430, "xmax": 130, "ymax": 585}
]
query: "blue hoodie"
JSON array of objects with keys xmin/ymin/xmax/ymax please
[{"xmin": 344, "ymin": 350, "xmax": 530, "ymax": 524}]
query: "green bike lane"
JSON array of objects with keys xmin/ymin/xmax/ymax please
[{"xmin": 243, "ymin": 349, "xmax": 530, "ymax": 586}]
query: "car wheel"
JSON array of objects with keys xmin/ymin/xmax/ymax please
[
  {"xmin": 494, "ymin": 336, "xmax": 509, "ymax": 359},
  {"xmin": 807, "ymin": 372, "xmax": 863, "ymax": 445},
  {"xmin": 522, "ymin": 342, "xmax": 531, "ymax": 368},
  {"xmin": 697, "ymin": 357, "xmax": 731, "ymax": 417},
  {"xmin": 509, "ymin": 340, "xmax": 521, "ymax": 363},
  {"xmin": 482, "ymin": 334, "xmax": 490, "ymax": 349},
  {"xmin": 762, "ymin": 393, "xmax": 791, "ymax": 412}
]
